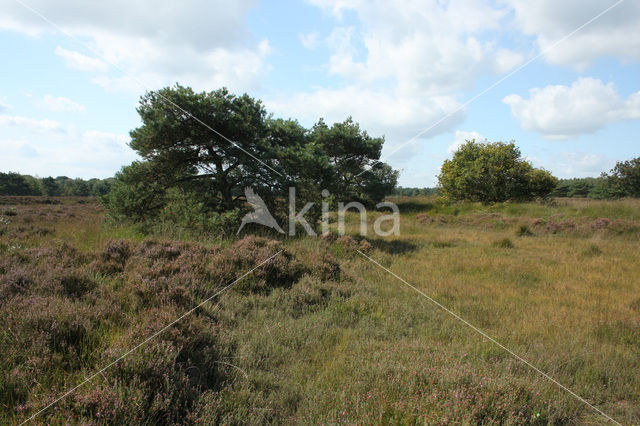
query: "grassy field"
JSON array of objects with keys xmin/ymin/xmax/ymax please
[{"xmin": 1, "ymin": 195, "xmax": 639, "ymax": 424}]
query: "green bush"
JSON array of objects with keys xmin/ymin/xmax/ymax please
[
  {"xmin": 438, "ymin": 140, "xmax": 557, "ymax": 203},
  {"xmin": 603, "ymin": 156, "xmax": 640, "ymax": 198},
  {"xmin": 492, "ymin": 238, "xmax": 514, "ymax": 248},
  {"xmin": 516, "ymin": 224, "xmax": 533, "ymax": 237}
]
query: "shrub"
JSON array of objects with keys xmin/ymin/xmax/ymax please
[
  {"xmin": 438, "ymin": 140, "xmax": 557, "ymax": 203},
  {"xmin": 3, "ymin": 296, "xmax": 112, "ymax": 379},
  {"xmin": 416, "ymin": 214, "xmax": 446, "ymax": 225},
  {"xmin": 1, "ymin": 234, "xmax": 335, "ymax": 423},
  {"xmin": 516, "ymin": 224, "xmax": 533, "ymax": 237},
  {"xmin": 492, "ymin": 238, "xmax": 514, "ymax": 248},
  {"xmin": 432, "ymin": 240, "xmax": 455, "ymax": 248},
  {"xmin": 65, "ymin": 308, "xmax": 227, "ymax": 424},
  {"xmin": 224, "ymin": 236, "xmax": 306, "ymax": 295},
  {"xmin": 545, "ymin": 219, "xmax": 576, "ymax": 234},
  {"xmin": 58, "ymin": 271, "xmax": 97, "ymax": 297},
  {"xmin": 0, "ymin": 267, "xmax": 33, "ymax": 301},
  {"xmin": 278, "ymin": 276, "xmax": 336, "ymax": 318},
  {"xmin": 590, "ymin": 217, "xmax": 612, "ymax": 230},
  {"xmin": 89, "ymin": 240, "xmax": 133, "ymax": 275},
  {"xmin": 581, "ymin": 244, "xmax": 603, "ymax": 257},
  {"xmin": 156, "ymin": 188, "xmax": 242, "ymax": 236},
  {"xmin": 100, "ymin": 161, "xmax": 168, "ymax": 222},
  {"xmin": 602, "ymin": 156, "xmax": 640, "ymax": 198}
]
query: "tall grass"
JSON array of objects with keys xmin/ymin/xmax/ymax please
[{"xmin": 1, "ymin": 196, "xmax": 639, "ymax": 423}]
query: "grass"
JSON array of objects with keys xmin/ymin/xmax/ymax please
[{"xmin": 0, "ymin": 195, "xmax": 639, "ymax": 424}]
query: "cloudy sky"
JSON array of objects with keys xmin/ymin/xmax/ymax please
[{"xmin": 1, "ymin": 0, "xmax": 639, "ymax": 186}]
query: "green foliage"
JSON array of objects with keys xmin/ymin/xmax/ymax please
[
  {"xmin": 101, "ymin": 161, "xmax": 168, "ymax": 222},
  {"xmin": 0, "ymin": 172, "xmax": 41, "ymax": 195},
  {"xmin": 553, "ymin": 159, "xmax": 640, "ymax": 200},
  {"xmin": 129, "ymin": 85, "xmax": 276, "ymax": 212},
  {"xmin": 438, "ymin": 140, "xmax": 557, "ymax": 203},
  {"xmin": 356, "ymin": 162, "xmax": 399, "ymax": 206},
  {"xmin": 310, "ymin": 117, "xmax": 397, "ymax": 206},
  {"xmin": 603, "ymin": 156, "xmax": 640, "ymax": 198},
  {"xmin": 516, "ymin": 224, "xmax": 533, "ymax": 237},
  {"xmin": 550, "ymin": 177, "xmax": 610, "ymax": 199},
  {"xmin": 40, "ymin": 177, "xmax": 61, "ymax": 196},
  {"xmin": 104, "ymin": 85, "xmax": 398, "ymax": 228},
  {"xmin": 157, "ymin": 188, "xmax": 242, "ymax": 236},
  {"xmin": 0, "ymin": 172, "xmax": 112, "ymax": 196},
  {"xmin": 393, "ymin": 186, "xmax": 440, "ymax": 197},
  {"xmin": 526, "ymin": 167, "xmax": 558, "ymax": 199},
  {"xmin": 492, "ymin": 237, "xmax": 514, "ymax": 248}
]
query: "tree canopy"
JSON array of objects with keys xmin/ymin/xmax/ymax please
[
  {"xmin": 102, "ymin": 84, "xmax": 398, "ymax": 229},
  {"xmin": 602, "ymin": 157, "xmax": 640, "ymax": 198},
  {"xmin": 437, "ymin": 140, "xmax": 557, "ymax": 203}
]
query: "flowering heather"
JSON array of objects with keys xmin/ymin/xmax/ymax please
[
  {"xmin": 0, "ymin": 200, "xmax": 347, "ymax": 423},
  {"xmin": 1, "ymin": 196, "xmax": 640, "ymax": 423}
]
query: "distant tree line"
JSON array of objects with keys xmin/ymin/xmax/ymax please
[
  {"xmin": 550, "ymin": 158, "xmax": 640, "ymax": 199},
  {"xmin": 550, "ymin": 177, "xmax": 608, "ymax": 199},
  {"xmin": 393, "ymin": 187, "xmax": 440, "ymax": 197},
  {"xmin": 0, "ymin": 172, "xmax": 113, "ymax": 197}
]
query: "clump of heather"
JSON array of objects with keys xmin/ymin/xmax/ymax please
[
  {"xmin": 89, "ymin": 239, "xmax": 132, "ymax": 274},
  {"xmin": 0, "ymin": 231, "xmax": 341, "ymax": 423},
  {"xmin": 59, "ymin": 307, "xmax": 227, "ymax": 424},
  {"xmin": 209, "ymin": 236, "xmax": 306, "ymax": 295}
]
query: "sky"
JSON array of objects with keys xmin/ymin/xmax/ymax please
[{"xmin": 0, "ymin": 0, "xmax": 639, "ymax": 187}]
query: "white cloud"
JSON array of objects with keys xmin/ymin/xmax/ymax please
[
  {"xmin": 267, "ymin": 0, "xmax": 523, "ymax": 163},
  {"xmin": 39, "ymin": 94, "xmax": 87, "ymax": 113},
  {"xmin": 546, "ymin": 152, "xmax": 613, "ymax": 178},
  {"xmin": 503, "ymin": 77, "xmax": 640, "ymax": 139},
  {"xmin": 0, "ymin": 114, "xmax": 64, "ymax": 133},
  {"xmin": 82, "ymin": 130, "xmax": 129, "ymax": 151},
  {"xmin": 267, "ymin": 86, "xmax": 465, "ymax": 158},
  {"xmin": 54, "ymin": 46, "xmax": 108, "ymax": 73},
  {"xmin": 492, "ymin": 48, "xmax": 525, "ymax": 74},
  {"xmin": 448, "ymin": 130, "xmax": 486, "ymax": 154},
  {"xmin": 310, "ymin": 0, "xmax": 522, "ymax": 96},
  {"xmin": 2, "ymin": 1, "xmax": 270, "ymax": 93},
  {"xmin": 507, "ymin": 0, "xmax": 640, "ymax": 69},
  {"xmin": 0, "ymin": 119, "xmax": 136, "ymax": 178},
  {"xmin": 0, "ymin": 140, "xmax": 40, "ymax": 159},
  {"xmin": 0, "ymin": 98, "xmax": 11, "ymax": 112},
  {"xmin": 19, "ymin": 142, "xmax": 40, "ymax": 158},
  {"xmin": 299, "ymin": 32, "xmax": 320, "ymax": 49}
]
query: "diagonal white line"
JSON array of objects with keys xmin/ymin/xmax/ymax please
[
  {"xmin": 13, "ymin": 0, "xmax": 284, "ymax": 178},
  {"xmin": 356, "ymin": 250, "xmax": 622, "ymax": 425},
  {"xmin": 20, "ymin": 250, "xmax": 283, "ymax": 425},
  {"xmin": 357, "ymin": 0, "xmax": 625, "ymax": 177}
]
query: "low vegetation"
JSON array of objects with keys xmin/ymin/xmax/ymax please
[{"xmin": 1, "ymin": 195, "xmax": 639, "ymax": 424}]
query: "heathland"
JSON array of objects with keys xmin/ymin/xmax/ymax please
[{"xmin": 1, "ymin": 195, "xmax": 639, "ymax": 424}]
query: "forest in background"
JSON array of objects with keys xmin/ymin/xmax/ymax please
[{"xmin": 0, "ymin": 172, "xmax": 113, "ymax": 197}]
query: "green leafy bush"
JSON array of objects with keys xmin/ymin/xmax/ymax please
[
  {"xmin": 492, "ymin": 238, "xmax": 514, "ymax": 248},
  {"xmin": 438, "ymin": 140, "xmax": 557, "ymax": 203}
]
